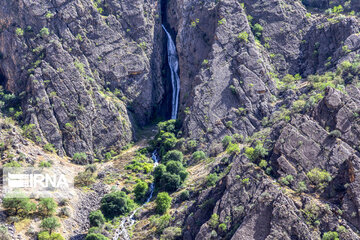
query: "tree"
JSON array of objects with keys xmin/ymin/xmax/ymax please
[
  {"xmin": 133, "ymin": 181, "xmax": 149, "ymax": 201},
  {"xmin": 154, "ymin": 164, "xmax": 166, "ymax": 183},
  {"xmin": 40, "ymin": 217, "xmax": 60, "ymax": 234},
  {"xmin": 163, "ymin": 150, "xmax": 183, "ymax": 164},
  {"xmin": 206, "ymin": 173, "xmax": 218, "ymax": 187},
  {"xmin": 38, "ymin": 232, "xmax": 65, "ymax": 240},
  {"xmin": 85, "ymin": 233, "xmax": 109, "ymax": 240},
  {"xmin": 38, "ymin": 198, "xmax": 57, "ymax": 216},
  {"xmin": 74, "ymin": 171, "xmax": 95, "ymax": 187},
  {"xmin": 222, "ymin": 136, "xmax": 232, "ymax": 148},
  {"xmin": 89, "ymin": 210, "xmax": 105, "ymax": 227},
  {"xmin": 166, "ymin": 161, "xmax": 184, "ymax": 175},
  {"xmin": 0, "ymin": 224, "xmax": 10, "ymax": 240},
  {"xmin": 159, "ymin": 172, "xmax": 181, "ymax": 192},
  {"xmin": 100, "ymin": 191, "xmax": 135, "ymax": 218},
  {"xmin": 156, "ymin": 192, "xmax": 172, "ymax": 214},
  {"xmin": 192, "ymin": 151, "xmax": 206, "ymax": 162},
  {"xmin": 322, "ymin": 231, "xmax": 339, "ymax": 240},
  {"xmin": 306, "ymin": 168, "xmax": 332, "ymax": 189},
  {"xmin": 72, "ymin": 152, "xmax": 88, "ymax": 165},
  {"xmin": 2, "ymin": 196, "xmax": 36, "ymax": 216}
]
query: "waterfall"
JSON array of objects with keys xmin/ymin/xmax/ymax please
[
  {"xmin": 112, "ymin": 151, "xmax": 159, "ymax": 240},
  {"xmin": 162, "ymin": 25, "xmax": 180, "ymax": 120}
]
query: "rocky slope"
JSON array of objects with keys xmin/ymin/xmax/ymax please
[{"xmin": 1, "ymin": 0, "xmax": 360, "ymax": 240}]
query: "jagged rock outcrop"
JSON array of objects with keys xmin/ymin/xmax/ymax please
[
  {"xmin": 165, "ymin": 0, "xmax": 275, "ymax": 145},
  {"xmin": 0, "ymin": 0, "xmax": 165, "ymax": 158}
]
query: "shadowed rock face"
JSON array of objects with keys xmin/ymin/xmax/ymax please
[{"xmin": 0, "ymin": 0, "xmax": 166, "ymax": 159}]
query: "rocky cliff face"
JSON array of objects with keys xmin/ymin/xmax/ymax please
[
  {"xmin": 0, "ymin": 0, "xmax": 167, "ymax": 159},
  {"xmin": 2, "ymin": 0, "xmax": 360, "ymax": 239}
]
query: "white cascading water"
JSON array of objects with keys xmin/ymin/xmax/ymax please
[
  {"xmin": 162, "ymin": 25, "xmax": 180, "ymax": 120},
  {"xmin": 113, "ymin": 151, "xmax": 159, "ymax": 240}
]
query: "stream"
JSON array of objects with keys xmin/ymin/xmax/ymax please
[{"xmin": 112, "ymin": 151, "xmax": 159, "ymax": 240}]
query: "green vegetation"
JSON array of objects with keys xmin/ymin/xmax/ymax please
[
  {"xmin": 40, "ymin": 27, "xmax": 50, "ymax": 37},
  {"xmin": 322, "ymin": 231, "xmax": 339, "ymax": 240},
  {"xmin": 238, "ymin": 31, "xmax": 249, "ymax": 43},
  {"xmin": 192, "ymin": 151, "xmax": 206, "ymax": 161},
  {"xmin": 209, "ymin": 213, "xmax": 219, "ymax": 229},
  {"xmin": 40, "ymin": 217, "xmax": 60, "ymax": 234},
  {"xmin": 163, "ymin": 150, "xmax": 184, "ymax": 164},
  {"xmin": 222, "ymin": 135, "xmax": 232, "ymax": 148},
  {"xmin": 2, "ymin": 195, "xmax": 36, "ymax": 216},
  {"xmin": 156, "ymin": 192, "xmax": 172, "ymax": 214},
  {"xmin": 38, "ymin": 198, "xmax": 57, "ymax": 216},
  {"xmin": 72, "ymin": 152, "xmax": 88, "ymax": 164},
  {"xmin": 125, "ymin": 152, "xmax": 153, "ymax": 173},
  {"xmin": 133, "ymin": 180, "xmax": 149, "ymax": 201},
  {"xmin": 43, "ymin": 143, "xmax": 56, "ymax": 153},
  {"xmin": 206, "ymin": 173, "xmax": 219, "ymax": 187},
  {"xmin": 179, "ymin": 190, "xmax": 190, "ymax": 201},
  {"xmin": 38, "ymin": 232, "xmax": 65, "ymax": 240},
  {"xmin": 306, "ymin": 168, "xmax": 332, "ymax": 190},
  {"xmin": 89, "ymin": 210, "xmax": 105, "ymax": 227},
  {"xmin": 16, "ymin": 28, "xmax": 24, "ymax": 36},
  {"xmin": 245, "ymin": 143, "xmax": 268, "ymax": 162},
  {"xmin": 252, "ymin": 23, "xmax": 263, "ymax": 38},
  {"xmin": 280, "ymin": 175, "xmax": 294, "ymax": 186},
  {"xmin": 39, "ymin": 161, "xmax": 52, "ymax": 168},
  {"xmin": 74, "ymin": 170, "xmax": 95, "ymax": 187},
  {"xmin": 100, "ymin": 191, "xmax": 135, "ymax": 218},
  {"xmin": 85, "ymin": 233, "xmax": 109, "ymax": 240}
]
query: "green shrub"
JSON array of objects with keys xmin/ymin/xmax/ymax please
[
  {"xmin": 2, "ymin": 195, "xmax": 36, "ymax": 216},
  {"xmin": 160, "ymin": 172, "xmax": 181, "ymax": 192},
  {"xmin": 154, "ymin": 164, "xmax": 167, "ymax": 183},
  {"xmin": 225, "ymin": 121, "xmax": 233, "ymax": 129},
  {"xmin": 292, "ymin": 100, "xmax": 306, "ymax": 113},
  {"xmin": 252, "ymin": 23, "xmax": 263, "ymax": 38},
  {"xmin": 133, "ymin": 181, "xmax": 149, "ymax": 201},
  {"xmin": 329, "ymin": 130, "xmax": 341, "ymax": 138},
  {"xmin": 245, "ymin": 143, "xmax": 268, "ymax": 161},
  {"xmin": 160, "ymin": 227, "xmax": 182, "ymax": 240},
  {"xmin": 192, "ymin": 151, "xmax": 206, "ymax": 161},
  {"xmin": 85, "ymin": 233, "xmax": 109, "ymax": 240},
  {"xmin": 156, "ymin": 192, "xmax": 172, "ymax": 214},
  {"xmin": 104, "ymin": 152, "xmax": 112, "ymax": 161},
  {"xmin": 209, "ymin": 213, "xmax": 219, "ymax": 229},
  {"xmin": 306, "ymin": 168, "xmax": 332, "ymax": 189},
  {"xmin": 163, "ymin": 150, "xmax": 183, "ymax": 164},
  {"xmin": 74, "ymin": 171, "xmax": 95, "ymax": 187},
  {"xmin": 226, "ymin": 143, "xmax": 240, "ymax": 155},
  {"xmin": 100, "ymin": 191, "xmax": 134, "ymax": 218},
  {"xmin": 43, "ymin": 143, "xmax": 56, "ymax": 153},
  {"xmin": 296, "ymin": 181, "xmax": 308, "ymax": 193},
  {"xmin": 72, "ymin": 152, "xmax": 88, "ymax": 165},
  {"xmin": 280, "ymin": 175, "xmax": 294, "ymax": 186},
  {"xmin": 40, "ymin": 27, "xmax": 50, "ymax": 37},
  {"xmin": 38, "ymin": 231, "xmax": 65, "ymax": 240},
  {"xmin": 40, "ymin": 217, "xmax": 60, "ymax": 234},
  {"xmin": 238, "ymin": 31, "xmax": 249, "ymax": 43},
  {"xmin": 218, "ymin": 223, "xmax": 227, "ymax": 232},
  {"xmin": 206, "ymin": 173, "xmax": 218, "ymax": 187},
  {"xmin": 39, "ymin": 161, "xmax": 52, "ymax": 168},
  {"xmin": 166, "ymin": 161, "xmax": 184, "ymax": 175},
  {"xmin": 150, "ymin": 214, "xmax": 171, "ymax": 234},
  {"xmin": 38, "ymin": 198, "xmax": 57, "ymax": 216},
  {"xmin": 89, "ymin": 210, "xmax": 105, "ymax": 227},
  {"xmin": 179, "ymin": 190, "xmax": 190, "ymax": 201},
  {"xmin": 222, "ymin": 136, "xmax": 232, "ymax": 147},
  {"xmin": 178, "ymin": 170, "xmax": 188, "ymax": 182},
  {"xmin": 258, "ymin": 160, "xmax": 268, "ymax": 169},
  {"xmin": 16, "ymin": 28, "xmax": 24, "ymax": 36},
  {"xmin": 322, "ymin": 231, "xmax": 339, "ymax": 240},
  {"xmin": 3, "ymin": 161, "xmax": 21, "ymax": 168}
]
